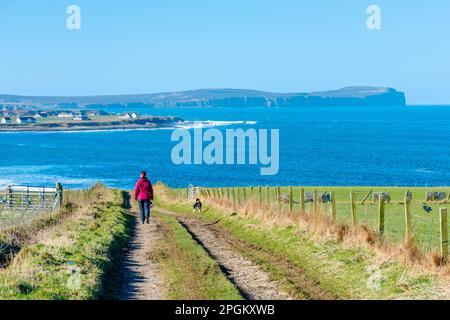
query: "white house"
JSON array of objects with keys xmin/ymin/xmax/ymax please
[
  {"xmin": 119, "ymin": 113, "xmax": 131, "ymax": 119},
  {"xmin": 1, "ymin": 117, "xmax": 11, "ymax": 124},
  {"xmin": 16, "ymin": 117, "xmax": 37, "ymax": 124},
  {"xmin": 72, "ymin": 115, "xmax": 90, "ymax": 121},
  {"xmin": 119, "ymin": 112, "xmax": 138, "ymax": 119},
  {"xmin": 34, "ymin": 112, "xmax": 48, "ymax": 119},
  {"xmin": 57, "ymin": 112, "xmax": 74, "ymax": 118}
]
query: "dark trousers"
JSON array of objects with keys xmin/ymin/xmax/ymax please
[{"xmin": 138, "ymin": 200, "xmax": 151, "ymax": 223}]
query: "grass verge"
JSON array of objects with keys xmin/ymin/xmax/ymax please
[
  {"xmin": 148, "ymin": 212, "xmax": 243, "ymax": 300},
  {"xmin": 0, "ymin": 187, "xmax": 132, "ymax": 300}
]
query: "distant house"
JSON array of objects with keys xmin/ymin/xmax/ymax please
[
  {"xmin": 119, "ymin": 112, "xmax": 138, "ymax": 119},
  {"xmin": 72, "ymin": 115, "xmax": 90, "ymax": 121},
  {"xmin": 57, "ymin": 112, "xmax": 74, "ymax": 118},
  {"xmin": 119, "ymin": 113, "xmax": 132, "ymax": 119},
  {"xmin": 1, "ymin": 117, "xmax": 12, "ymax": 124},
  {"xmin": 16, "ymin": 117, "xmax": 36, "ymax": 124},
  {"xmin": 34, "ymin": 112, "xmax": 48, "ymax": 119}
]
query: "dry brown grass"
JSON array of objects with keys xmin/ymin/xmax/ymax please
[
  {"xmin": 156, "ymin": 184, "xmax": 450, "ymax": 278},
  {"xmin": 0, "ymin": 183, "xmax": 111, "ymax": 268}
]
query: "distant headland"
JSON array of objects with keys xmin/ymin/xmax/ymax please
[{"xmin": 0, "ymin": 86, "xmax": 406, "ymax": 109}]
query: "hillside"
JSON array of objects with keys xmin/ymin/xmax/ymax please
[
  {"xmin": 1, "ymin": 183, "xmax": 449, "ymax": 300},
  {"xmin": 0, "ymin": 87, "xmax": 406, "ymax": 108}
]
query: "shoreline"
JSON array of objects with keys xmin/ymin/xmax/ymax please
[
  {"xmin": 0, "ymin": 123, "xmax": 178, "ymax": 133},
  {"xmin": 0, "ymin": 116, "xmax": 184, "ymax": 133},
  {"xmin": 0, "ymin": 120, "xmax": 257, "ymax": 133}
]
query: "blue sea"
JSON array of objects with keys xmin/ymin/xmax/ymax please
[{"xmin": 1, "ymin": 106, "xmax": 450, "ymax": 189}]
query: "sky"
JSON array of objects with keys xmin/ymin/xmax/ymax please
[{"xmin": 0, "ymin": 0, "xmax": 449, "ymax": 104}]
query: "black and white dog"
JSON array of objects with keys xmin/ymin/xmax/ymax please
[{"xmin": 193, "ymin": 198, "xmax": 202, "ymax": 213}]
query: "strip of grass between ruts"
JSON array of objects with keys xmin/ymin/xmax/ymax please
[
  {"xmin": 0, "ymin": 188, "xmax": 132, "ymax": 300},
  {"xmin": 155, "ymin": 194, "xmax": 449, "ymax": 300},
  {"xmin": 148, "ymin": 212, "xmax": 243, "ymax": 300}
]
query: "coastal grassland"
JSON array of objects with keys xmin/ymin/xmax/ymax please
[
  {"xmin": 173, "ymin": 186, "xmax": 450, "ymax": 254},
  {"xmin": 147, "ymin": 211, "xmax": 243, "ymax": 300},
  {"xmin": 0, "ymin": 186, "xmax": 98, "ymax": 267},
  {"xmin": 0, "ymin": 185, "xmax": 132, "ymax": 300},
  {"xmin": 156, "ymin": 185, "xmax": 450, "ymax": 300}
]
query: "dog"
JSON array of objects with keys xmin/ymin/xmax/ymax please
[{"xmin": 193, "ymin": 198, "xmax": 202, "ymax": 214}]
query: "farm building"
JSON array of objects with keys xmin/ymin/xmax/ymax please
[
  {"xmin": 1, "ymin": 117, "xmax": 12, "ymax": 124},
  {"xmin": 16, "ymin": 117, "xmax": 37, "ymax": 124}
]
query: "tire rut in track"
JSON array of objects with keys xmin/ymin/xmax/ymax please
[{"xmin": 156, "ymin": 207, "xmax": 292, "ymax": 300}]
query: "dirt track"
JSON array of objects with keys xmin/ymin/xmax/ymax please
[
  {"xmin": 119, "ymin": 207, "xmax": 165, "ymax": 300},
  {"xmin": 156, "ymin": 207, "xmax": 292, "ymax": 300}
]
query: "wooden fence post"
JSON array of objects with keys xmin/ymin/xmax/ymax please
[
  {"xmin": 404, "ymin": 192, "xmax": 413, "ymax": 242},
  {"xmin": 313, "ymin": 189, "xmax": 318, "ymax": 213},
  {"xmin": 259, "ymin": 186, "xmax": 262, "ymax": 205},
  {"xmin": 56, "ymin": 182, "xmax": 64, "ymax": 208},
  {"xmin": 289, "ymin": 186, "xmax": 293, "ymax": 212},
  {"xmin": 277, "ymin": 186, "xmax": 281, "ymax": 209},
  {"xmin": 378, "ymin": 196, "xmax": 385, "ymax": 234},
  {"xmin": 237, "ymin": 188, "xmax": 241, "ymax": 206},
  {"xmin": 232, "ymin": 188, "xmax": 236, "ymax": 210},
  {"xmin": 331, "ymin": 191, "xmax": 336, "ymax": 219},
  {"xmin": 243, "ymin": 188, "xmax": 247, "ymax": 203},
  {"xmin": 227, "ymin": 188, "xmax": 230, "ymax": 201},
  {"xmin": 440, "ymin": 208, "xmax": 448, "ymax": 259},
  {"xmin": 300, "ymin": 188, "xmax": 305, "ymax": 213},
  {"xmin": 7, "ymin": 185, "xmax": 13, "ymax": 207},
  {"xmin": 266, "ymin": 185, "xmax": 270, "ymax": 204},
  {"xmin": 350, "ymin": 192, "xmax": 357, "ymax": 225}
]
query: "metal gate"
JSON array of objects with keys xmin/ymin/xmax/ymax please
[{"xmin": 1, "ymin": 184, "xmax": 63, "ymax": 212}]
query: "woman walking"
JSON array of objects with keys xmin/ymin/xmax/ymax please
[{"xmin": 134, "ymin": 171, "xmax": 154, "ymax": 224}]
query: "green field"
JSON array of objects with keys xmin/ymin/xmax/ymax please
[
  {"xmin": 156, "ymin": 188, "xmax": 449, "ymax": 300},
  {"xmin": 173, "ymin": 186, "xmax": 450, "ymax": 254}
]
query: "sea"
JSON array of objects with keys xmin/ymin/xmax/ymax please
[{"xmin": 1, "ymin": 105, "xmax": 450, "ymax": 189}]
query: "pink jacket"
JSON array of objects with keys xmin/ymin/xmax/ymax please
[{"xmin": 134, "ymin": 178, "xmax": 154, "ymax": 201}]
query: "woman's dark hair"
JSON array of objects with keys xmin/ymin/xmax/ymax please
[{"xmin": 140, "ymin": 171, "xmax": 147, "ymax": 177}]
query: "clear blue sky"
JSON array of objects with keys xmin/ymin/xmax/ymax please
[{"xmin": 0, "ymin": 0, "xmax": 449, "ymax": 104}]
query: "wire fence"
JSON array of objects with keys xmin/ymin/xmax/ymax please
[{"xmin": 174, "ymin": 185, "xmax": 450, "ymax": 259}]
